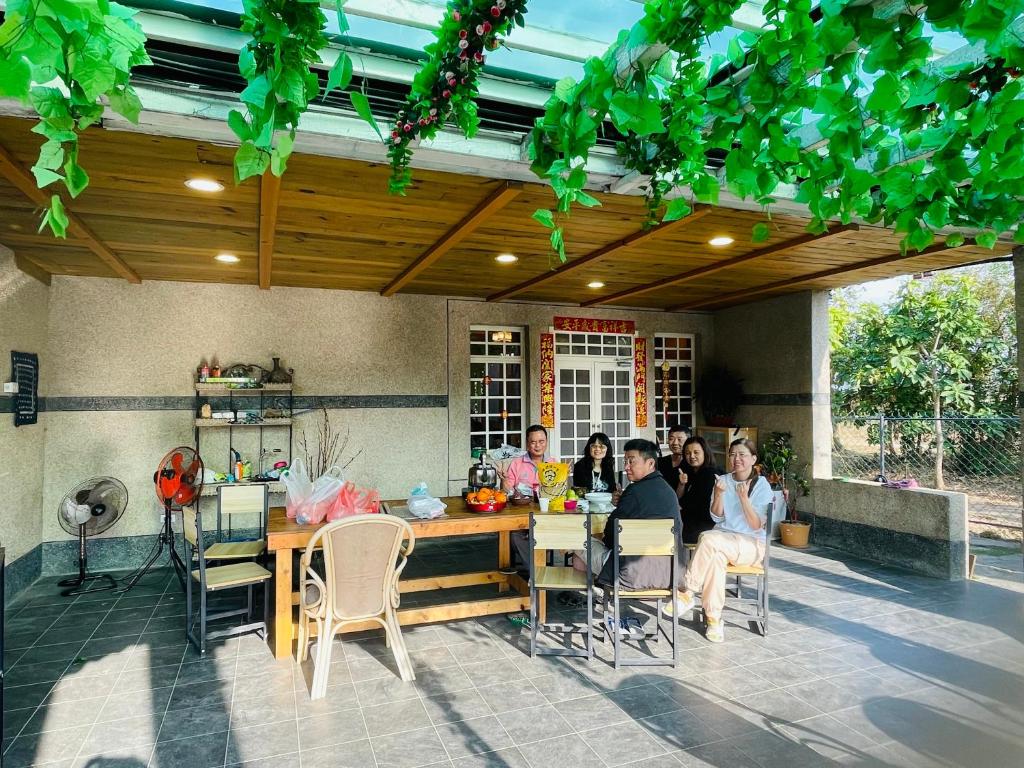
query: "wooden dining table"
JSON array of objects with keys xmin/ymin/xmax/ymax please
[{"xmin": 266, "ymin": 497, "xmax": 541, "ymax": 660}]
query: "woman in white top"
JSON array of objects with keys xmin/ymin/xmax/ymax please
[{"xmin": 664, "ymin": 438, "xmax": 773, "ymax": 642}]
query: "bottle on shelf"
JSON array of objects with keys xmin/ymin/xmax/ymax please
[
  {"xmin": 199, "ymin": 360, "xmax": 209, "ymax": 382},
  {"xmin": 211, "ymin": 358, "xmax": 221, "ymax": 378}
]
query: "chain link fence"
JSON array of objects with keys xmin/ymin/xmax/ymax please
[{"xmin": 832, "ymin": 415, "xmax": 1022, "ymax": 534}]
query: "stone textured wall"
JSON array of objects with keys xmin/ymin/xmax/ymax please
[
  {"xmin": 711, "ymin": 290, "xmax": 832, "ymax": 498},
  {"xmin": 0, "ymin": 247, "xmax": 50, "ymax": 595},
  {"xmin": 812, "ymin": 478, "xmax": 969, "ymax": 579}
]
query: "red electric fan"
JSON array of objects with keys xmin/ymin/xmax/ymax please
[{"xmin": 119, "ymin": 446, "xmax": 204, "ymax": 593}]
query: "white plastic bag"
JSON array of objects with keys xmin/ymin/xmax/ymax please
[
  {"xmin": 295, "ymin": 470, "xmax": 345, "ymax": 526},
  {"xmin": 281, "ymin": 458, "xmax": 312, "ymax": 519},
  {"xmin": 406, "ymin": 482, "xmax": 446, "ymax": 519}
]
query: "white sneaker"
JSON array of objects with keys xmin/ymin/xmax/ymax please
[
  {"xmin": 705, "ymin": 619, "xmax": 724, "ymax": 643},
  {"xmin": 661, "ymin": 592, "xmax": 695, "ymax": 619},
  {"xmin": 604, "ymin": 615, "xmax": 629, "ymax": 637}
]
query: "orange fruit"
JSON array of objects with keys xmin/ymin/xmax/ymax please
[{"xmin": 467, "ymin": 492, "xmax": 479, "ymax": 504}]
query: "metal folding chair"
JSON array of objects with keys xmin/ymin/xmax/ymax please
[
  {"xmin": 725, "ymin": 500, "xmax": 774, "ymax": 636},
  {"xmin": 529, "ymin": 512, "xmax": 594, "ymax": 660},
  {"xmin": 203, "ymin": 484, "xmax": 268, "ymax": 563}
]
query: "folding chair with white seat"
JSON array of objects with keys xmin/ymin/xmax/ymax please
[
  {"xmin": 183, "ymin": 505, "xmax": 271, "ymax": 654},
  {"xmin": 725, "ymin": 499, "xmax": 773, "ymax": 636},
  {"xmin": 203, "ymin": 483, "xmax": 268, "ymax": 562},
  {"xmin": 604, "ymin": 518, "xmax": 678, "ymax": 669},
  {"xmin": 297, "ymin": 514, "xmax": 416, "ymax": 700},
  {"xmin": 529, "ymin": 512, "xmax": 594, "ymax": 660}
]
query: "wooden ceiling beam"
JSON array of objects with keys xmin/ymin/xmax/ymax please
[
  {"xmin": 487, "ymin": 207, "xmax": 712, "ymax": 303},
  {"xmin": 668, "ymin": 239, "xmax": 979, "ymax": 311},
  {"xmin": 380, "ymin": 181, "xmax": 522, "ymax": 297},
  {"xmin": 258, "ymin": 172, "xmax": 281, "ymax": 290},
  {"xmin": 11, "ymin": 251, "xmax": 52, "ymax": 286},
  {"xmin": 581, "ymin": 223, "xmax": 860, "ymax": 308},
  {"xmin": 0, "ymin": 142, "xmax": 141, "ymax": 283}
]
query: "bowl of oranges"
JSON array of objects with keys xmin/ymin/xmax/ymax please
[{"xmin": 465, "ymin": 487, "xmax": 507, "ymax": 513}]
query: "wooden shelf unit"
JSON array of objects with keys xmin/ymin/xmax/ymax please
[{"xmin": 696, "ymin": 426, "xmax": 759, "ymax": 471}]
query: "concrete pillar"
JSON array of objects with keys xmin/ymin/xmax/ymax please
[{"xmin": 711, "ymin": 289, "xmax": 833, "ymax": 508}]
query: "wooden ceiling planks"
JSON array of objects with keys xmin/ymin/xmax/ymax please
[{"xmin": 0, "ymin": 115, "xmax": 1015, "ymax": 309}]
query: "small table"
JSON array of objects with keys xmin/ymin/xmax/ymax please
[{"xmin": 266, "ymin": 497, "xmax": 534, "ymax": 660}]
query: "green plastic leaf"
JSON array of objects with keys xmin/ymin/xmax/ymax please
[
  {"xmin": 228, "ymin": 110, "xmax": 251, "ymax": 141},
  {"xmin": 554, "ymin": 77, "xmax": 577, "ymax": 103},
  {"xmin": 326, "ymin": 53, "xmax": 353, "ymax": 94},
  {"xmin": 662, "ymin": 198, "xmax": 692, "ymax": 222},
  {"xmin": 41, "ymin": 194, "xmax": 70, "ymax": 238},
  {"xmin": 63, "ymin": 159, "xmax": 89, "ymax": 198},
  {"xmin": 349, "ymin": 91, "xmax": 382, "ymax": 140},
  {"xmin": 0, "ymin": 55, "xmax": 31, "ymax": 101},
  {"xmin": 108, "ymin": 87, "xmax": 142, "ymax": 123},
  {"xmin": 752, "ymin": 222, "xmax": 771, "ymax": 243},
  {"xmin": 240, "ymin": 75, "xmax": 272, "ymax": 108},
  {"xmin": 944, "ymin": 232, "xmax": 966, "ymax": 248},
  {"xmin": 532, "ymin": 209, "xmax": 555, "ymax": 228},
  {"xmin": 575, "ymin": 191, "xmax": 600, "ymax": 208},
  {"xmin": 32, "ymin": 167, "xmax": 63, "ymax": 188},
  {"xmin": 234, "ymin": 142, "xmax": 269, "ymax": 182},
  {"xmin": 727, "ymin": 36, "xmax": 745, "ymax": 67},
  {"xmin": 74, "ymin": 54, "xmax": 118, "ymax": 102},
  {"xmin": 975, "ymin": 231, "xmax": 997, "ymax": 250}
]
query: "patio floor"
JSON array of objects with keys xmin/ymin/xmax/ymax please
[{"xmin": 3, "ymin": 541, "xmax": 1023, "ymax": 768}]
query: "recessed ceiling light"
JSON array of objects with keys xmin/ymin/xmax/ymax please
[
  {"xmin": 587, "ymin": 281, "xmax": 605, "ymax": 289},
  {"xmin": 495, "ymin": 253, "xmax": 518, "ymax": 264},
  {"xmin": 215, "ymin": 253, "xmax": 239, "ymax": 264},
  {"xmin": 708, "ymin": 236, "xmax": 734, "ymax": 247},
  {"xmin": 185, "ymin": 178, "xmax": 225, "ymax": 193}
]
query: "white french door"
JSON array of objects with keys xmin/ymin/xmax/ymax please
[{"xmin": 555, "ymin": 358, "xmax": 635, "ymax": 472}]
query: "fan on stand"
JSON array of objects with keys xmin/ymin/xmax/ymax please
[
  {"xmin": 57, "ymin": 477, "xmax": 127, "ymax": 597},
  {"xmin": 119, "ymin": 446, "xmax": 204, "ymax": 594}
]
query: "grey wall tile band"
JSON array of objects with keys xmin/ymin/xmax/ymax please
[
  {"xmin": 742, "ymin": 393, "xmax": 829, "ymax": 406},
  {"xmin": 16, "ymin": 394, "xmax": 448, "ymax": 413},
  {"xmin": 0, "ymin": 394, "xmax": 11, "ymax": 413}
]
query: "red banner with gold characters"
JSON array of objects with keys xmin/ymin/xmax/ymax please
[
  {"xmin": 634, "ymin": 337, "xmax": 648, "ymax": 428},
  {"xmin": 540, "ymin": 333, "xmax": 555, "ymax": 428},
  {"xmin": 554, "ymin": 316, "xmax": 635, "ymax": 334}
]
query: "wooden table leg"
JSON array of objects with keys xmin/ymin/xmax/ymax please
[
  {"xmin": 498, "ymin": 531, "xmax": 510, "ymax": 593},
  {"xmin": 533, "ymin": 546, "xmax": 546, "ymax": 625},
  {"xmin": 273, "ymin": 547, "xmax": 293, "ymax": 660}
]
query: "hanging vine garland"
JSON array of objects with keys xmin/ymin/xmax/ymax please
[
  {"xmin": 387, "ymin": 0, "xmax": 529, "ymax": 194},
  {"xmin": 0, "ymin": 0, "xmax": 151, "ymax": 237},
  {"xmin": 528, "ymin": 0, "xmax": 1024, "ymax": 261},
  {"xmin": 231, "ymin": 0, "xmax": 371, "ymax": 182}
]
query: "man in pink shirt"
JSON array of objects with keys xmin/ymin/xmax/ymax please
[{"xmin": 503, "ymin": 424, "xmax": 552, "ymax": 494}]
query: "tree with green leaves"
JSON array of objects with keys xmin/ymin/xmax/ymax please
[{"xmin": 830, "ymin": 268, "xmax": 1017, "ymax": 488}]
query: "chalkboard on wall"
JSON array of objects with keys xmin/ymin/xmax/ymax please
[{"xmin": 11, "ymin": 351, "xmax": 38, "ymax": 427}]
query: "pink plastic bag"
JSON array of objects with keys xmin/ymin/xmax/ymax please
[{"xmin": 326, "ymin": 481, "xmax": 381, "ymax": 521}]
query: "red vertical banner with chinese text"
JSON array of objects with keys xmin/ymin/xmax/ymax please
[
  {"xmin": 634, "ymin": 337, "xmax": 648, "ymax": 428},
  {"xmin": 540, "ymin": 333, "xmax": 555, "ymax": 429}
]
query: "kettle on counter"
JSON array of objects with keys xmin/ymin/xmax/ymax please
[{"xmin": 468, "ymin": 452, "xmax": 498, "ymax": 490}]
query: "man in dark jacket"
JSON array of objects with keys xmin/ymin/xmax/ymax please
[{"xmin": 573, "ymin": 439, "xmax": 681, "ymax": 589}]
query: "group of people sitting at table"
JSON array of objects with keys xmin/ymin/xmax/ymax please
[{"xmin": 502, "ymin": 423, "xmax": 772, "ymax": 644}]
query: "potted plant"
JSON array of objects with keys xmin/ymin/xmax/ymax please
[
  {"xmin": 760, "ymin": 432, "xmax": 811, "ymax": 547},
  {"xmin": 696, "ymin": 364, "xmax": 744, "ymax": 426}
]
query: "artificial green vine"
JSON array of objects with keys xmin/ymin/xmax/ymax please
[
  {"xmin": 0, "ymin": 0, "xmax": 151, "ymax": 237},
  {"xmin": 231, "ymin": 0, "xmax": 374, "ymax": 182},
  {"xmin": 529, "ymin": 0, "xmax": 1024, "ymax": 261},
  {"xmin": 387, "ymin": 0, "xmax": 528, "ymax": 194}
]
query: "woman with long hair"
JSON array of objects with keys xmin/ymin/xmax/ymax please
[
  {"xmin": 571, "ymin": 432, "xmax": 619, "ymax": 493},
  {"xmin": 664, "ymin": 438, "xmax": 772, "ymax": 643},
  {"xmin": 678, "ymin": 436, "xmax": 718, "ymax": 544}
]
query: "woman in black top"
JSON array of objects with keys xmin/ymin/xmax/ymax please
[
  {"xmin": 572, "ymin": 432, "xmax": 619, "ymax": 493},
  {"xmin": 679, "ymin": 436, "xmax": 718, "ymax": 544}
]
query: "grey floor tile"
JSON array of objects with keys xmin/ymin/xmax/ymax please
[
  {"xmin": 496, "ymin": 703, "xmax": 572, "ymax": 745},
  {"xmin": 674, "ymin": 739, "xmax": 763, "ymax": 768},
  {"xmin": 2, "ymin": 708, "xmax": 34, "ymax": 740},
  {"xmin": 300, "ymin": 740, "xmax": 376, "ymax": 768},
  {"xmin": 2, "ymin": 725, "xmax": 93, "ymax": 768},
  {"xmin": 777, "ymin": 713, "xmax": 879, "ymax": 763},
  {"xmin": 463, "ymin": 659, "xmax": 524, "ymax": 688},
  {"xmin": 421, "ymin": 689, "xmax": 494, "ymax": 725},
  {"xmin": 230, "ymin": 689, "xmax": 296, "ymax": 729},
  {"xmin": 294, "ymin": 682, "xmax": 360, "ymax": 718},
  {"xmin": 743, "ymin": 656, "xmax": 820, "ymax": 687},
  {"xmin": 150, "ymin": 729, "xmax": 228, "ymax": 768},
  {"xmin": 167, "ymin": 679, "xmax": 233, "ymax": 712},
  {"xmin": 607, "ymin": 685, "xmax": 683, "ymax": 721},
  {"xmin": 435, "ymin": 715, "xmax": 514, "ymax": 758},
  {"xmin": 637, "ymin": 709, "xmax": 724, "ymax": 752},
  {"xmin": 556, "ymin": 693, "xmax": 631, "ymax": 732},
  {"xmin": 21, "ymin": 696, "xmax": 105, "ymax": 736},
  {"xmin": 730, "ymin": 730, "xmax": 836, "ymax": 768},
  {"xmin": 445, "ymin": 640, "xmax": 508, "ymax": 665},
  {"xmin": 225, "ymin": 720, "xmax": 300, "ymax": 764},
  {"xmin": 516, "ymin": 733, "xmax": 602, "ymax": 768},
  {"xmin": 228, "ymin": 751, "xmax": 300, "ymax": 768},
  {"xmin": 79, "ymin": 714, "xmax": 159, "ymax": 757},
  {"xmin": 159, "ymin": 704, "xmax": 232, "ymax": 742},
  {"xmin": 578, "ymin": 721, "xmax": 666, "ymax": 766},
  {"xmin": 529, "ymin": 671, "xmax": 598, "ymax": 704},
  {"xmin": 46, "ymin": 674, "xmax": 118, "ymax": 706},
  {"xmin": 4, "ymin": 660, "xmax": 72, "ymax": 688},
  {"xmin": 449, "ymin": 746, "xmax": 529, "ymax": 768},
  {"xmin": 786, "ymin": 678, "xmax": 868, "ymax": 714},
  {"xmin": 296, "ymin": 711, "xmax": 369, "ymax": 750},
  {"xmin": 415, "ymin": 666, "xmax": 476, "ymax": 698},
  {"xmin": 474, "ymin": 680, "xmax": 540, "ymax": 715},
  {"xmin": 3, "ymin": 682, "xmax": 55, "ymax": 713},
  {"xmin": 371, "ymin": 725, "xmax": 449, "ymax": 768},
  {"xmin": 355, "ymin": 674, "xmax": 422, "ymax": 707},
  {"xmin": 361, "ymin": 698, "xmax": 432, "ymax": 738}
]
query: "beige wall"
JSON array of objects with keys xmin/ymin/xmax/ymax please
[
  {"xmin": 0, "ymin": 247, "xmax": 49, "ymax": 563},
  {"xmin": 445, "ymin": 299, "xmax": 715, "ymax": 494}
]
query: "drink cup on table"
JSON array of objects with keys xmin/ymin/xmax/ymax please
[{"xmin": 538, "ymin": 497, "xmax": 550, "ymax": 512}]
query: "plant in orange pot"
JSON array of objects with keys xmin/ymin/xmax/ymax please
[{"xmin": 780, "ymin": 472, "xmax": 812, "ymax": 548}]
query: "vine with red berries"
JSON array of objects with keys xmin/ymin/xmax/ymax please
[{"xmin": 387, "ymin": 0, "xmax": 528, "ymax": 194}]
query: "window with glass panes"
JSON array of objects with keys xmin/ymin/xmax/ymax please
[
  {"xmin": 469, "ymin": 327, "xmax": 524, "ymax": 454},
  {"xmin": 653, "ymin": 335, "xmax": 695, "ymax": 443},
  {"xmin": 554, "ymin": 331, "xmax": 633, "ymax": 358}
]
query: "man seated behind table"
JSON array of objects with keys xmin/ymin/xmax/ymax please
[
  {"xmin": 504, "ymin": 424, "xmax": 553, "ymax": 568},
  {"xmin": 572, "ymin": 439, "xmax": 681, "ymax": 591},
  {"xmin": 656, "ymin": 424, "xmax": 690, "ymax": 501}
]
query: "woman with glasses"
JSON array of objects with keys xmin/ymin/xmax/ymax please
[
  {"xmin": 571, "ymin": 432, "xmax": 619, "ymax": 494},
  {"xmin": 663, "ymin": 438, "xmax": 772, "ymax": 643}
]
